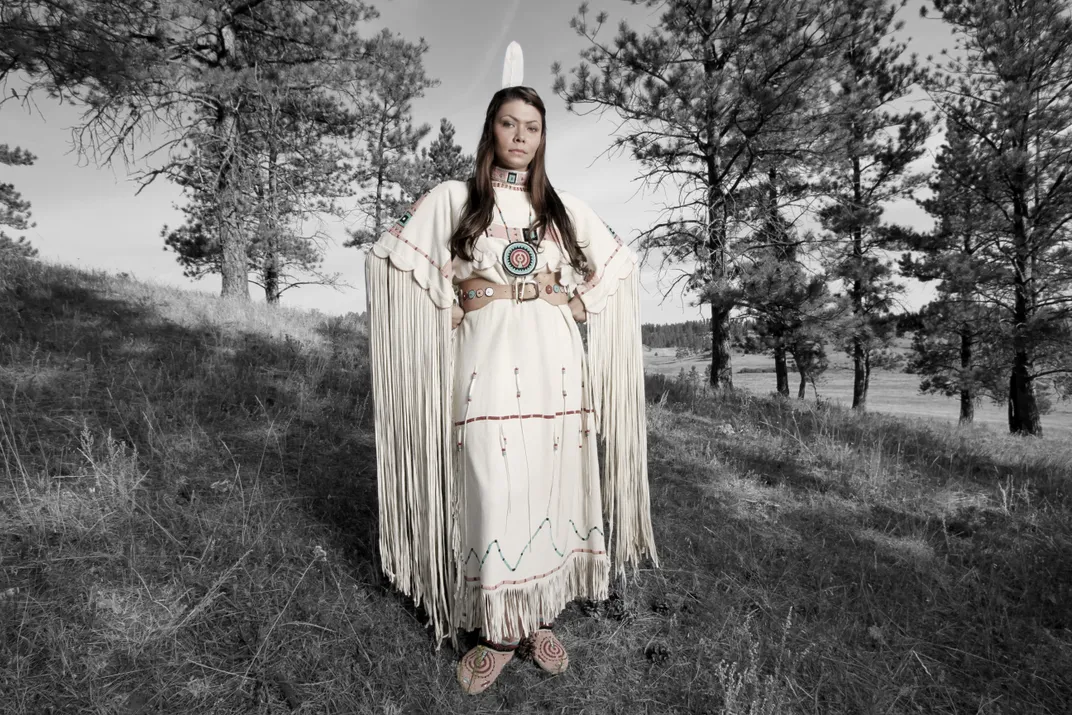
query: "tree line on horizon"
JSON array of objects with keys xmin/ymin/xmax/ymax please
[
  {"xmin": 642, "ymin": 320, "xmax": 713, "ymax": 352},
  {"xmin": 3, "ymin": 0, "xmax": 1072, "ymax": 436}
]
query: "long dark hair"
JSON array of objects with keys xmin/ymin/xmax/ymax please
[{"xmin": 449, "ymin": 86, "xmax": 589, "ymax": 275}]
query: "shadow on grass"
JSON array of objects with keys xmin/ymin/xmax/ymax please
[
  {"xmin": 645, "ymin": 372, "xmax": 1071, "ymax": 502},
  {"xmin": 645, "ymin": 373, "xmax": 1072, "ymax": 713},
  {"xmin": 0, "ymin": 260, "xmax": 459, "ymax": 712},
  {"xmin": 0, "ymin": 261, "xmax": 382, "ymax": 578}
]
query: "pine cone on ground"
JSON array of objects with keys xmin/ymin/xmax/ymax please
[{"xmin": 516, "ymin": 635, "xmax": 535, "ymax": 661}]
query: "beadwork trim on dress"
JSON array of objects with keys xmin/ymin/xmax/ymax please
[
  {"xmin": 454, "ymin": 408, "xmax": 594, "ymax": 427},
  {"xmin": 464, "ymin": 516, "xmax": 604, "ymax": 574},
  {"xmin": 575, "ymin": 218, "xmax": 624, "ymax": 297},
  {"xmin": 384, "ymin": 191, "xmax": 452, "ymax": 278},
  {"xmin": 469, "ymin": 549, "xmax": 607, "ymax": 590}
]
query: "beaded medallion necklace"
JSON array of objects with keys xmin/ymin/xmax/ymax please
[
  {"xmin": 491, "ymin": 165, "xmax": 542, "ymax": 279},
  {"xmin": 496, "ymin": 202, "xmax": 539, "ymax": 278}
]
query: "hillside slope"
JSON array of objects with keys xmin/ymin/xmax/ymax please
[{"xmin": 1, "ymin": 258, "xmax": 1070, "ymax": 714}]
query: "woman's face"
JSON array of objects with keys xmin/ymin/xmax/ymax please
[{"xmin": 492, "ymin": 99, "xmax": 543, "ymax": 171}]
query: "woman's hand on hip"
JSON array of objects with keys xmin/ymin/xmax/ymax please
[
  {"xmin": 451, "ymin": 303, "xmax": 465, "ymax": 329},
  {"xmin": 568, "ymin": 296, "xmax": 587, "ymax": 323}
]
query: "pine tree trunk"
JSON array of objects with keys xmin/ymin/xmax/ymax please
[
  {"xmin": 710, "ymin": 306, "xmax": 733, "ymax": 389},
  {"xmin": 768, "ymin": 167, "xmax": 790, "ymax": 399},
  {"xmin": 864, "ymin": 351, "xmax": 872, "ymax": 393},
  {"xmin": 217, "ymin": 106, "xmax": 248, "ymax": 298},
  {"xmin": 263, "ymin": 144, "xmax": 281, "ymax": 304},
  {"xmin": 264, "ymin": 249, "xmax": 280, "ymax": 303},
  {"xmin": 960, "ymin": 386, "xmax": 975, "ymax": 424},
  {"xmin": 1008, "ymin": 362, "xmax": 1041, "ymax": 435},
  {"xmin": 216, "ymin": 25, "xmax": 248, "ymax": 300},
  {"xmin": 703, "ymin": 37, "xmax": 732, "ymax": 390},
  {"xmin": 852, "ymin": 339, "xmax": 867, "ymax": 410},
  {"xmin": 705, "ymin": 194, "xmax": 733, "ymax": 388},
  {"xmin": 1009, "ymin": 335, "xmax": 1041, "ymax": 434},
  {"xmin": 853, "ymin": 338, "xmax": 870, "ymax": 411},
  {"xmin": 774, "ymin": 340, "xmax": 789, "ymax": 397},
  {"xmin": 851, "ymin": 156, "xmax": 867, "ymax": 411},
  {"xmin": 1008, "ymin": 199, "xmax": 1041, "ymax": 435},
  {"xmin": 959, "ymin": 327, "xmax": 974, "ymax": 424}
]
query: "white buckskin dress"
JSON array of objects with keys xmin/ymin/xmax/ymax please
[{"xmin": 366, "ymin": 166, "xmax": 657, "ymax": 646}]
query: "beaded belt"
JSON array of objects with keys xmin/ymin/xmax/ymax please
[{"xmin": 457, "ymin": 273, "xmax": 569, "ymax": 312}]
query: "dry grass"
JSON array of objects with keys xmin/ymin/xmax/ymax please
[
  {"xmin": 1, "ymin": 256, "xmax": 1070, "ymax": 713},
  {"xmin": 645, "ymin": 372, "xmax": 1072, "ymax": 713}
]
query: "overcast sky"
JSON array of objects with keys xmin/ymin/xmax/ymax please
[{"xmin": 0, "ymin": 0, "xmax": 953, "ymax": 323}]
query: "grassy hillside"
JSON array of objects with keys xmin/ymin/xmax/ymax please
[{"xmin": 2, "ymin": 258, "xmax": 1070, "ymax": 714}]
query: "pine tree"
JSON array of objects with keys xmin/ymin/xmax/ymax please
[
  {"xmin": 6, "ymin": 1, "xmax": 385, "ymax": 299},
  {"xmin": 739, "ymin": 240, "xmax": 834, "ymax": 398},
  {"xmin": 736, "ymin": 150, "xmax": 832, "ymax": 396},
  {"xmin": 817, "ymin": 0, "xmax": 932, "ymax": 411},
  {"xmin": 555, "ymin": 0, "xmax": 840, "ymax": 388},
  {"xmin": 900, "ymin": 119, "xmax": 1006, "ymax": 423},
  {"xmin": 928, "ymin": 0, "xmax": 1072, "ymax": 435},
  {"xmin": 345, "ymin": 31, "xmax": 436, "ymax": 249},
  {"xmin": 162, "ymin": 64, "xmax": 354, "ymax": 303},
  {"xmin": 402, "ymin": 119, "xmax": 475, "ymax": 200},
  {"xmin": 0, "ymin": 1, "xmax": 154, "ymax": 88},
  {"xmin": 728, "ymin": 16, "xmax": 835, "ymax": 397},
  {"xmin": 0, "ymin": 143, "xmax": 37, "ymax": 257}
]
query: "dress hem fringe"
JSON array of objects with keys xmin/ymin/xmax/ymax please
[{"xmin": 456, "ymin": 552, "xmax": 610, "ymax": 644}]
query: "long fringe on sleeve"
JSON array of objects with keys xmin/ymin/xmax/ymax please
[
  {"xmin": 366, "ymin": 253, "xmax": 457, "ymax": 645},
  {"xmin": 586, "ymin": 268, "xmax": 659, "ymax": 574}
]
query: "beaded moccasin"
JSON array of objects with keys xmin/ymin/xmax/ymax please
[
  {"xmin": 529, "ymin": 628, "xmax": 569, "ymax": 674},
  {"xmin": 456, "ymin": 644, "xmax": 515, "ymax": 695}
]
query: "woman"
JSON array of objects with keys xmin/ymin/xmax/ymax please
[{"xmin": 366, "ymin": 44, "xmax": 657, "ymax": 695}]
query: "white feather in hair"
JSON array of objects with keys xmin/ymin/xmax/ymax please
[{"xmin": 501, "ymin": 41, "xmax": 524, "ymax": 89}]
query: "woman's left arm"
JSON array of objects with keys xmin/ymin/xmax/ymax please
[{"xmin": 562, "ymin": 194, "xmax": 637, "ymax": 316}]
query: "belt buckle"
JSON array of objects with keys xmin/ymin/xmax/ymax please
[{"xmin": 513, "ymin": 279, "xmax": 539, "ymax": 303}]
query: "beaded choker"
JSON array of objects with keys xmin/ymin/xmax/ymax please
[{"xmin": 491, "ymin": 166, "xmax": 529, "ymax": 191}]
